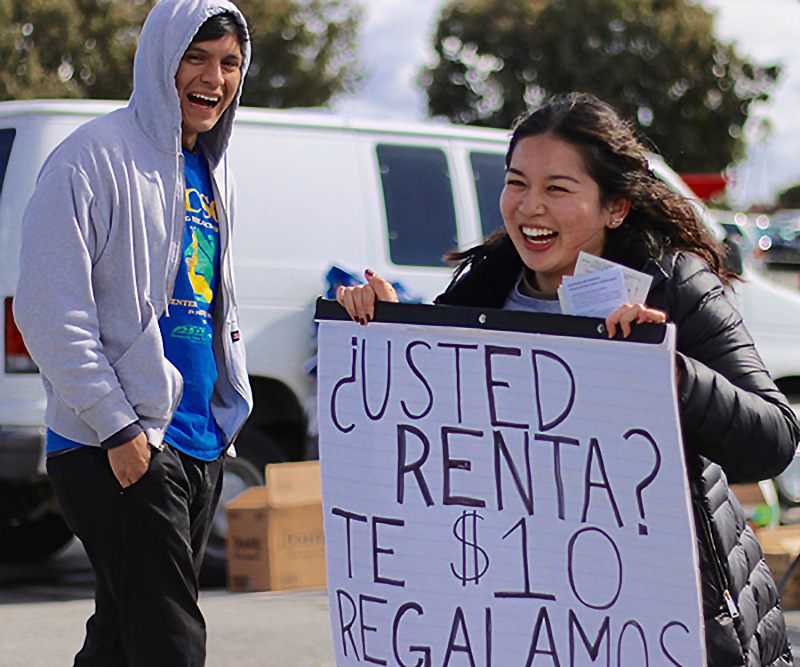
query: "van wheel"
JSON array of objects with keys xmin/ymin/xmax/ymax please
[
  {"xmin": 0, "ymin": 481, "xmax": 74, "ymax": 563},
  {"xmin": 234, "ymin": 422, "xmax": 291, "ymax": 469},
  {"xmin": 200, "ymin": 455, "xmax": 264, "ymax": 586},
  {"xmin": 0, "ymin": 512, "xmax": 74, "ymax": 563},
  {"xmin": 241, "ymin": 376, "xmax": 308, "ymax": 464}
]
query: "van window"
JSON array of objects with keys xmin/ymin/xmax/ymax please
[
  {"xmin": 376, "ymin": 144, "xmax": 458, "ymax": 267},
  {"xmin": 0, "ymin": 128, "xmax": 16, "ymax": 198},
  {"xmin": 470, "ymin": 151, "xmax": 506, "ymax": 237}
]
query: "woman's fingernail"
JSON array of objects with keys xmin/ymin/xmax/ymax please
[{"xmin": 365, "ymin": 269, "xmax": 374, "ymax": 277}]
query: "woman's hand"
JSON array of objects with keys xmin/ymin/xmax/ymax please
[
  {"xmin": 605, "ymin": 303, "xmax": 667, "ymax": 339},
  {"xmin": 336, "ymin": 269, "xmax": 399, "ymax": 324}
]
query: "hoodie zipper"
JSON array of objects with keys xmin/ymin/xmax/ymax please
[
  {"xmin": 164, "ymin": 151, "xmax": 186, "ymax": 318},
  {"xmin": 157, "ymin": 150, "xmax": 187, "ymax": 429},
  {"xmin": 212, "ymin": 157, "xmax": 250, "ymax": 445},
  {"xmin": 696, "ymin": 502, "xmax": 740, "ymax": 619}
]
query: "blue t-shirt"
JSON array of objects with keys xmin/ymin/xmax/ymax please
[
  {"xmin": 159, "ymin": 148, "xmax": 224, "ymax": 460},
  {"xmin": 47, "ymin": 149, "xmax": 224, "ymax": 457}
]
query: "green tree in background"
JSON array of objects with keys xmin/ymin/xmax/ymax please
[
  {"xmin": 237, "ymin": 0, "xmax": 362, "ymax": 108},
  {"xmin": 0, "ymin": 0, "xmax": 155, "ymax": 101},
  {"xmin": 0, "ymin": 0, "xmax": 363, "ymax": 109},
  {"xmin": 420, "ymin": 0, "xmax": 780, "ymax": 173},
  {"xmin": 778, "ymin": 184, "xmax": 800, "ymax": 210}
]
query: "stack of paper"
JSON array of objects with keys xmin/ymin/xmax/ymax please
[{"xmin": 558, "ymin": 252, "xmax": 653, "ymax": 318}]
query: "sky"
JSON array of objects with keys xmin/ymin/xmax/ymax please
[{"xmin": 332, "ymin": 0, "xmax": 800, "ymax": 209}]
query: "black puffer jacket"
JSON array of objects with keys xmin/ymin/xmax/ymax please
[{"xmin": 436, "ymin": 236, "xmax": 800, "ymax": 666}]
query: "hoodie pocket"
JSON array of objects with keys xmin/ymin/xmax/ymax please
[
  {"xmin": 112, "ymin": 314, "xmax": 181, "ymax": 423},
  {"xmin": 225, "ymin": 311, "xmax": 250, "ymax": 399}
]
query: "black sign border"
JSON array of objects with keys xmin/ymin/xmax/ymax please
[{"xmin": 315, "ymin": 298, "xmax": 667, "ymax": 345}]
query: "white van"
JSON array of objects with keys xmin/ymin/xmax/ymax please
[{"xmin": 2, "ymin": 100, "xmax": 800, "ymax": 575}]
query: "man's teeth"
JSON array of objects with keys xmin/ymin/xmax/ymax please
[
  {"xmin": 522, "ymin": 227, "xmax": 557, "ymax": 243},
  {"xmin": 189, "ymin": 93, "xmax": 220, "ymax": 107}
]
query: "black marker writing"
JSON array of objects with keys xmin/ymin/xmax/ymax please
[
  {"xmin": 531, "ymin": 349, "xmax": 576, "ymax": 432},
  {"xmin": 582, "ymin": 437, "xmax": 623, "ymax": 527},
  {"xmin": 438, "ymin": 342, "xmax": 479, "ymax": 424},
  {"xmin": 442, "ymin": 426, "xmax": 486, "ymax": 508},
  {"xmin": 568, "ymin": 527, "xmax": 623, "ymax": 610},
  {"xmin": 496, "ymin": 517, "xmax": 556, "ymax": 601},
  {"xmin": 362, "ymin": 338, "xmax": 391, "ymax": 420},
  {"xmin": 401, "ymin": 341, "xmax": 433, "ymax": 420},
  {"xmin": 534, "ymin": 433, "xmax": 580, "ymax": 521},
  {"xmin": 625, "ymin": 428, "xmax": 662, "ymax": 536},
  {"xmin": 396, "ymin": 424, "xmax": 434, "ymax": 507},
  {"xmin": 493, "ymin": 430, "xmax": 533, "ymax": 516},
  {"xmin": 331, "ymin": 507, "xmax": 368, "ymax": 578},
  {"xmin": 330, "ymin": 337, "xmax": 358, "ymax": 433},
  {"xmin": 485, "ymin": 345, "xmax": 528, "ymax": 429}
]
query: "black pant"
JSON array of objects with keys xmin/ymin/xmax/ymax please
[{"xmin": 47, "ymin": 444, "xmax": 224, "ymax": 667}]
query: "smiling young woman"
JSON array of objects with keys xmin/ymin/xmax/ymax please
[{"xmin": 337, "ymin": 92, "xmax": 800, "ymax": 665}]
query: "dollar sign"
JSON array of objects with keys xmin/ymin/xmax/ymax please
[{"xmin": 450, "ymin": 510, "xmax": 490, "ymax": 586}]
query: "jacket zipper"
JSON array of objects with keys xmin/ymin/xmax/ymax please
[{"xmin": 696, "ymin": 502, "xmax": 740, "ymax": 619}]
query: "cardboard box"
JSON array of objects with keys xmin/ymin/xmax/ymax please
[
  {"xmin": 756, "ymin": 525, "xmax": 800, "ymax": 609},
  {"xmin": 731, "ymin": 482, "xmax": 779, "ymax": 528},
  {"xmin": 732, "ymin": 483, "xmax": 766, "ymax": 506},
  {"xmin": 226, "ymin": 460, "xmax": 327, "ymax": 592}
]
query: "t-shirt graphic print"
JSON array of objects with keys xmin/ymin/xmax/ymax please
[{"xmin": 159, "ymin": 148, "xmax": 224, "ymax": 460}]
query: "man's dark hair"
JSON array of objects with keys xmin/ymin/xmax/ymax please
[{"xmin": 192, "ymin": 11, "xmax": 248, "ymax": 48}]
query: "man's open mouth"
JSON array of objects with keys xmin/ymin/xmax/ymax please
[{"xmin": 188, "ymin": 93, "xmax": 221, "ymax": 108}]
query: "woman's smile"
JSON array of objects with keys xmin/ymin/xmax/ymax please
[
  {"xmin": 521, "ymin": 225, "xmax": 559, "ymax": 247},
  {"xmin": 500, "ymin": 133, "xmax": 627, "ymax": 294}
]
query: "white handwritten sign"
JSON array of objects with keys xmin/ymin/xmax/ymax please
[{"xmin": 316, "ymin": 303, "xmax": 704, "ymax": 666}]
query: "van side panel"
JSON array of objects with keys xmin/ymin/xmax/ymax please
[{"xmin": 228, "ymin": 123, "xmax": 371, "ymax": 399}]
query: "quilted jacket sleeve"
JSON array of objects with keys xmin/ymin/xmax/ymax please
[{"xmin": 664, "ymin": 253, "xmax": 799, "ymax": 482}]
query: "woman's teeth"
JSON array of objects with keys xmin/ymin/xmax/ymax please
[{"xmin": 522, "ymin": 227, "xmax": 558, "ymax": 244}]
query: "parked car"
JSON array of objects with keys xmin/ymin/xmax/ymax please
[
  {"xmin": 712, "ymin": 209, "xmax": 766, "ymax": 273},
  {"xmin": 757, "ymin": 210, "xmax": 800, "ymax": 267},
  {"xmin": 3, "ymin": 100, "xmax": 800, "ymax": 576}
]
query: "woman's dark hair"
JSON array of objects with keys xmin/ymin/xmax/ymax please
[
  {"xmin": 192, "ymin": 11, "xmax": 248, "ymax": 49},
  {"xmin": 451, "ymin": 92, "xmax": 735, "ymax": 285}
]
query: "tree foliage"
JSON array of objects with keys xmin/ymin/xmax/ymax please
[
  {"xmin": 0, "ymin": 0, "xmax": 155, "ymax": 101},
  {"xmin": 420, "ymin": 0, "xmax": 780, "ymax": 172},
  {"xmin": 237, "ymin": 0, "xmax": 363, "ymax": 108},
  {"xmin": 0, "ymin": 0, "xmax": 363, "ymax": 109},
  {"xmin": 778, "ymin": 185, "xmax": 800, "ymax": 210}
]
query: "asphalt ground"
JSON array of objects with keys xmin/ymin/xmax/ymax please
[
  {"xmin": 2, "ymin": 538, "xmax": 800, "ymax": 665},
  {"xmin": 0, "ymin": 539, "xmax": 335, "ymax": 666}
]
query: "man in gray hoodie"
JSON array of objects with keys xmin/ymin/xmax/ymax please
[{"xmin": 14, "ymin": 1, "xmax": 253, "ymax": 664}]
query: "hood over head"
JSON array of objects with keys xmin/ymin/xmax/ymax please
[{"xmin": 130, "ymin": 0, "xmax": 250, "ymax": 167}]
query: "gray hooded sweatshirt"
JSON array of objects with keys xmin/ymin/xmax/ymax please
[{"xmin": 14, "ymin": 0, "xmax": 253, "ymax": 449}]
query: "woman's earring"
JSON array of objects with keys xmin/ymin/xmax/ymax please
[{"xmin": 609, "ymin": 218, "xmax": 623, "ymax": 228}]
